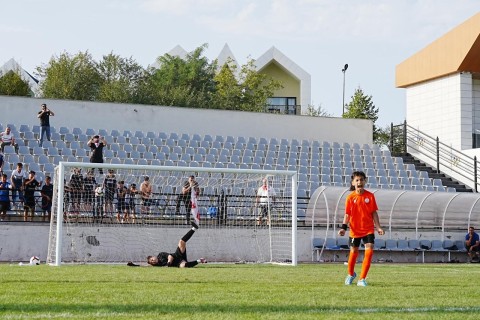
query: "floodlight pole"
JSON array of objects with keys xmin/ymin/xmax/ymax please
[{"xmin": 342, "ymin": 63, "xmax": 348, "ymax": 115}]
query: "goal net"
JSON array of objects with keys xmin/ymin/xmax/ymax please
[{"xmin": 47, "ymin": 162, "xmax": 298, "ymax": 266}]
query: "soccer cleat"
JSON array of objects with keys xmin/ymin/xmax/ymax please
[
  {"xmin": 344, "ymin": 272, "xmax": 356, "ymax": 285},
  {"xmin": 199, "ymin": 258, "xmax": 207, "ymax": 264},
  {"xmin": 357, "ymin": 279, "xmax": 368, "ymax": 287},
  {"xmin": 191, "ymin": 221, "xmax": 199, "ymax": 229}
]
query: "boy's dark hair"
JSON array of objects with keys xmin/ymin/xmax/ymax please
[{"xmin": 350, "ymin": 171, "xmax": 367, "ymax": 191}]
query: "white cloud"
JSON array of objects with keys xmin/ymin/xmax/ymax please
[
  {"xmin": 141, "ymin": 0, "xmax": 229, "ymax": 15},
  {"xmin": 139, "ymin": 0, "xmax": 479, "ymax": 46}
]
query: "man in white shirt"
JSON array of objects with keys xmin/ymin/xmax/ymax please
[
  {"xmin": 11, "ymin": 162, "xmax": 26, "ymax": 209},
  {"xmin": 256, "ymin": 177, "xmax": 276, "ymax": 226},
  {"xmin": 0, "ymin": 127, "xmax": 17, "ymax": 152}
]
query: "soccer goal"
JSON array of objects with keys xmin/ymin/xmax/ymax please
[{"xmin": 47, "ymin": 162, "xmax": 298, "ymax": 266}]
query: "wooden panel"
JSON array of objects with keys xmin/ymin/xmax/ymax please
[{"xmin": 396, "ymin": 13, "xmax": 480, "ymax": 88}]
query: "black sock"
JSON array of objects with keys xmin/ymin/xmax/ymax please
[
  {"xmin": 185, "ymin": 261, "xmax": 198, "ymax": 268},
  {"xmin": 181, "ymin": 229, "xmax": 195, "ymax": 243}
]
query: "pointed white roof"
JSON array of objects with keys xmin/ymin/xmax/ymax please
[
  {"xmin": 216, "ymin": 43, "xmax": 239, "ymax": 70},
  {"xmin": 0, "ymin": 58, "xmax": 39, "ymax": 94},
  {"xmin": 254, "ymin": 46, "xmax": 311, "ymax": 108},
  {"xmin": 150, "ymin": 45, "xmax": 188, "ymax": 69},
  {"xmin": 167, "ymin": 45, "xmax": 188, "ymax": 59}
]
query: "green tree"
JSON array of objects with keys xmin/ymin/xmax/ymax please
[
  {"xmin": 303, "ymin": 104, "xmax": 332, "ymax": 117},
  {"xmin": 0, "ymin": 70, "xmax": 31, "ymax": 96},
  {"xmin": 375, "ymin": 125, "xmax": 390, "ymax": 148},
  {"xmin": 148, "ymin": 44, "xmax": 217, "ymax": 108},
  {"xmin": 214, "ymin": 58, "xmax": 283, "ymax": 112},
  {"xmin": 213, "ymin": 59, "xmax": 241, "ymax": 110},
  {"xmin": 237, "ymin": 59, "xmax": 283, "ymax": 112},
  {"xmin": 36, "ymin": 51, "xmax": 101, "ymax": 101},
  {"xmin": 96, "ymin": 53, "xmax": 146, "ymax": 104},
  {"xmin": 343, "ymin": 87, "xmax": 380, "ymax": 142}
]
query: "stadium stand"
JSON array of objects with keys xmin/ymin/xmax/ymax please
[
  {"xmin": 1, "ymin": 123, "xmax": 456, "ymax": 193},
  {"xmin": 1, "ymin": 122, "xmax": 465, "ymax": 227}
]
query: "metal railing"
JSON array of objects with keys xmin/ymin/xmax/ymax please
[
  {"xmin": 391, "ymin": 121, "xmax": 480, "ymax": 192},
  {"xmin": 265, "ymin": 104, "xmax": 300, "ymax": 115}
]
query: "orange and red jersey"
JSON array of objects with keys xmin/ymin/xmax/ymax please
[{"xmin": 345, "ymin": 190, "xmax": 378, "ymax": 238}]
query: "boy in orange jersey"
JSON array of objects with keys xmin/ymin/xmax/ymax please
[{"xmin": 338, "ymin": 171, "xmax": 385, "ymax": 287}]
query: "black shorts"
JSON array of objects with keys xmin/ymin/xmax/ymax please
[
  {"xmin": 349, "ymin": 234, "xmax": 375, "ymax": 247},
  {"xmin": 71, "ymin": 190, "xmax": 82, "ymax": 202},
  {"xmin": 142, "ymin": 198, "xmax": 153, "ymax": 207},
  {"xmin": 258, "ymin": 205, "xmax": 269, "ymax": 217},
  {"xmin": 104, "ymin": 189, "xmax": 115, "ymax": 202},
  {"xmin": 171, "ymin": 246, "xmax": 188, "ymax": 267},
  {"xmin": 24, "ymin": 201, "xmax": 36, "ymax": 210},
  {"xmin": 42, "ymin": 204, "xmax": 52, "ymax": 213},
  {"xmin": 83, "ymin": 192, "xmax": 95, "ymax": 205},
  {"xmin": 117, "ymin": 200, "xmax": 128, "ymax": 211},
  {"xmin": 0, "ymin": 201, "xmax": 10, "ymax": 212}
]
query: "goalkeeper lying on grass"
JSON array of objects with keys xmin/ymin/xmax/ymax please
[{"xmin": 127, "ymin": 221, "xmax": 207, "ymax": 268}]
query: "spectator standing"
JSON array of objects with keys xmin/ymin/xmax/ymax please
[
  {"xmin": 40, "ymin": 176, "xmax": 53, "ymax": 222},
  {"xmin": 1, "ymin": 127, "xmax": 18, "ymax": 153},
  {"xmin": 0, "ymin": 150, "xmax": 4, "ymax": 172},
  {"xmin": 127, "ymin": 183, "xmax": 138, "ymax": 223},
  {"xmin": 338, "ymin": 171, "xmax": 385, "ymax": 287},
  {"xmin": 37, "ymin": 103, "xmax": 55, "ymax": 147},
  {"xmin": 116, "ymin": 180, "xmax": 128, "ymax": 223},
  {"xmin": 0, "ymin": 151, "xmax": 5, "ymax": 173},
  {"xmin": 11, "ymin": 162, "xmax": 26, "ymax": 209},
  {"xmin": 69, "ymin": 168, "xmax": 84, "ymax": 216},
  {"xmin": 88, "ymin": 135, "xmax": 107, "ymax": 174},
  {"xmin": 103, "ymin": 169, "xmax": 117, "ymax": 216},
  {"xmin": 176, "ymin": 175, "xmax": 199, "ymax": 223},
  {"xmin": 23, "ymin": 170, "xmax": 41, "ymax": 222},
  {"xmin": 140, "ymin": 176, "xmax": 153, "ymax": 215},
  {"xmin": 256, "ymin": 177, "xmax": 276, "ymax": 226},
  {"xmin": 0, "ymin": 173, "xmax": 12, "ymax": 221},
  {"xmin": 83, "ymin": 170, "xmax": 96, "ymax": 214},
  {"xmin": 465, "ymin": 226, "xmax": 480, "ymax": 262}
]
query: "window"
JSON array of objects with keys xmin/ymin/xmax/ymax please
[{"xmin": 267, "ymin": 97, "xmax": 298, "ymax": 114}]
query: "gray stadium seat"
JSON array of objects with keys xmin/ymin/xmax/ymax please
[
  {"xmin": 117, "ymin": 150, "xmax": 128, "ymax": 158},
  {"xmin": 385, "ymin": 239, "xmax": 397, "ymax": 251},
  {"xmin": 59, "ymin": 127, "xmax": 70, "ymax": 135},
  {"xmin": 70, "ymin": 141, "xmax": 81, "ymax": 149},
  {"xmin": 148, "ymin": 145, "xmax": 159, "ymax": 154},
  {"xmin": 397, "ymin": 240, "xmax": 411, "ymax": 251},
  {"xmin": 374, "ymin": 239, "xmax": 386, "ymax": 250},
  {"xmin": 85, "ymin": 128, "xmax": 96, "ymax": 136}
]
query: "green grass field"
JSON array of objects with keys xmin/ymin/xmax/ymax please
[{"xmin": 1, "ymin": 263, "xmax": 479, "ymax": 319}]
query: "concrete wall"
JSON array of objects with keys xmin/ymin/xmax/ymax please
[
  {"xmin": 0, "ymin": 96, "xmax": 373, "ymax": 145},
  {"xmin": 0, "ymin": 224, "xmax": 467, "ymax": 263},
  {"xmin": 406, "ymin": 73, "xmax": 472, "ymax": 150}
]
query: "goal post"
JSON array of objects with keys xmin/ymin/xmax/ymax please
[{"xmin": 47, "ymin": 162, "xmax": 298, "ymax": 266}]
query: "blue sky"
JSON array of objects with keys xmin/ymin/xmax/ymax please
[{"xmin": 1, "ymin": 1, "xmax": 478, "ymax": 127}]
